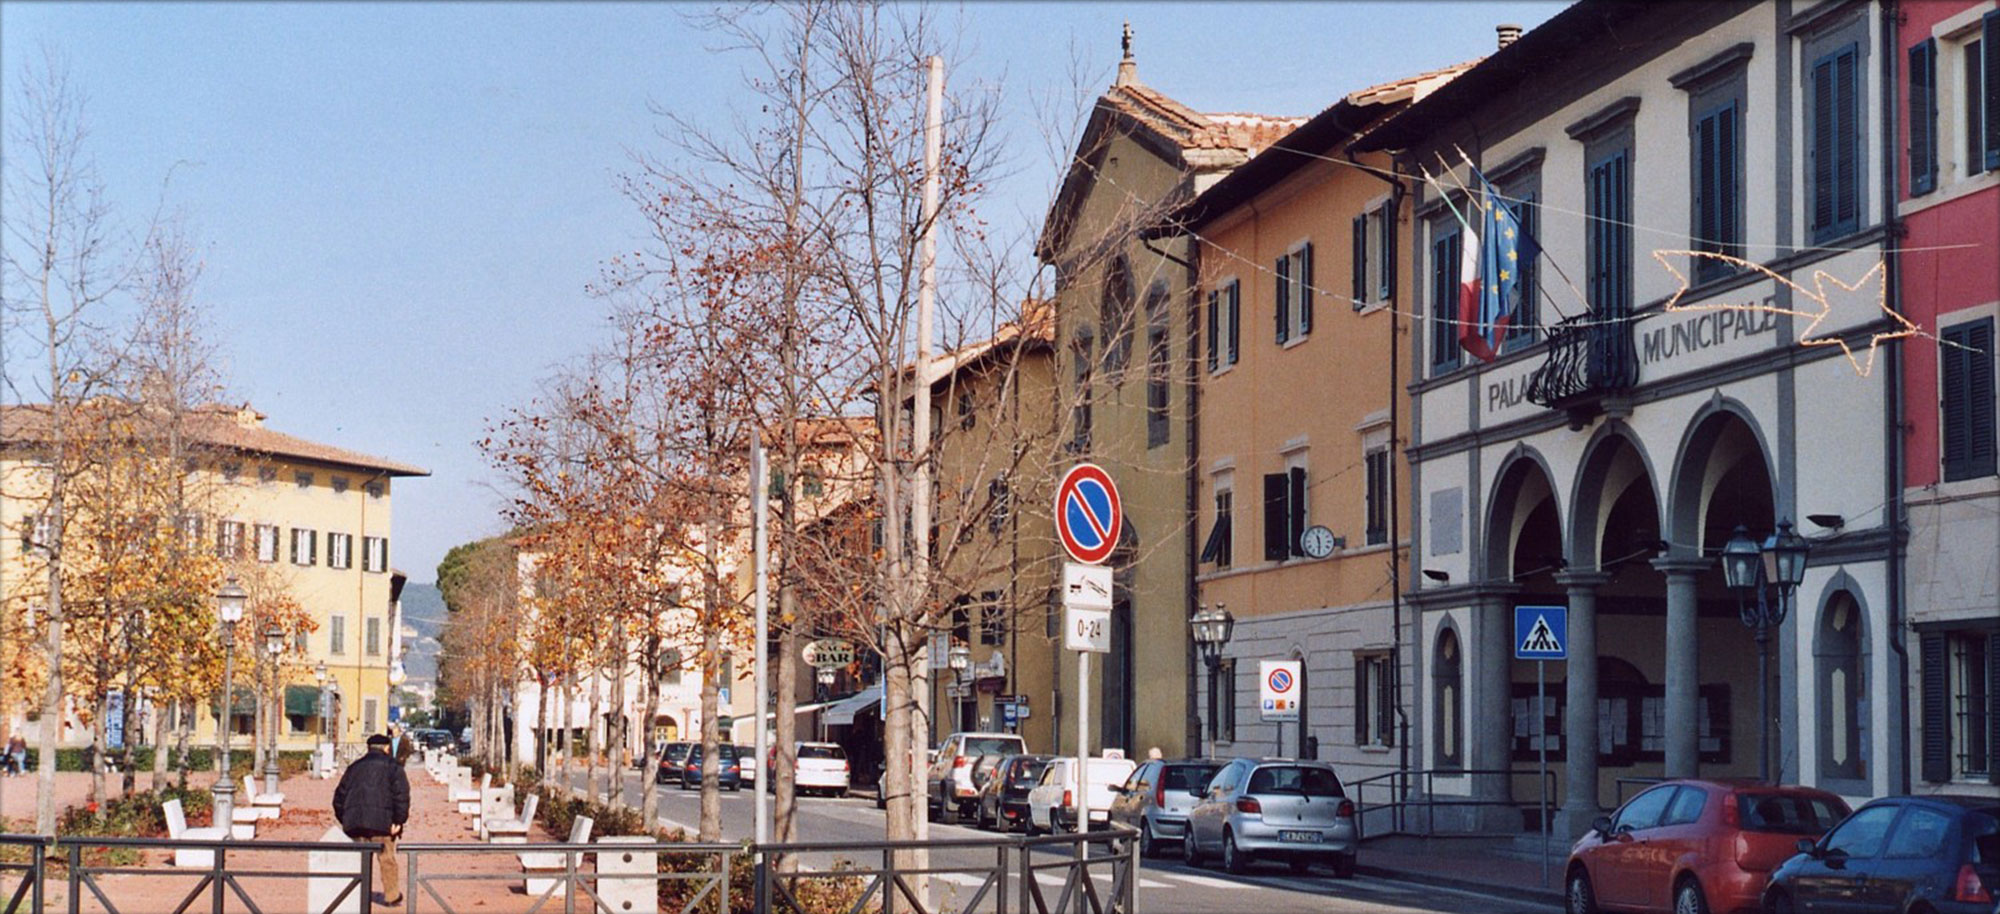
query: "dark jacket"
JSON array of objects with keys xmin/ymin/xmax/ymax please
[{"xmin": 332, "ymin": 749, "xmax": 409, "ymax": 839}]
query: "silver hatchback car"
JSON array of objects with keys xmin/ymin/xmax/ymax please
[
  {"xmin": 1107, "ymin": 759, "xmax": 1225, "ymax": 858},
  {"xmin": 1182, "ymin": 758, "xmax": 1357, "ymax": 877}
]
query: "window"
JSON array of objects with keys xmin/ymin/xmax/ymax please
[
  {"xmin": 1809, "ymin": 42, "xmax": 1863, "ymax": 242},
  {"xmin": 1500, "ymin": 189, "xmax": 1541, "ymax": 347},
  {"xmin": 1967, "ymin": 13, "xmax": 1998, "ymax": 176},
  {"xmin": 255, "ymin": 524, "xmax": 280, "ymax": 564},
  {"xmin": 1613, "ymin": 785, "xmax": 1677, "ymax": 833},
  {"xmin": 363, "ymin": 698, "xmax": 378, "ymax": 735},
  {"xmin": 1216, "ymin": 658, "xmax": 1237, "ymax": 743},
  {"xmin": 216, "ymin": 520, "xmax": 245, "ymax": 560},
  {"xmin": 1199, "ymin": 487, "xmax": 1233, "ymax": 568},
  {"xmin": 295, "ymin": 471, "xmax": 314, "ymax": 490},
  {"xmin": 1885, "ymin": 806, "xmax": 1955, "ymax": 859},
  {"xmin": 1434, "ymin": 628, "xmax": 1462, "ymax": 769},
  {"xmin": 1429, "ymin": 224, "xmax": 1462, "ymax": 371},
  {"xmin": 178, "ymin": 515, "xmax": 205, "ymax": 550},
  {"xmin": 1662, "ymin": 786, "xmax": 1709, "ymax": 826},
  {"xmin": 979, "ymin": 592, "xmax": 1006, "ymax": 646},
  {"xmin": 1069, "ymin": 334, "xmax": 1093, "ymax": 453},
  {"xmin": 331, "ymin": 475, "xmax": 350, "ymax": 494},
  {"xmin": 365, "ymin": 616, "xmax": 381, "ymax": 657},
  {"xmin": 365, "ymin": 481, "xmax": 384, "ymax": 499},
  {"xmin": 950, "ymin": 600, "xmax": 971, "ymax": 646},
  {"xmin": 20, "ymin": 512, "xmax": 52, "ymax": 553},
  {"xmin": 1205, "ymin": 279, "xmax": 1240, "ymax": 372},
  {"xmin": 1354, "ymin": 652, "xmax": 1393, "ymax": 748},
  {"xmin": 1912, "ymin": 38, "xmax": 1940, "ymax": 195},
  {"xmin": 290, "ymin": 528, "xmax": 318, "ymax": 566},
  {"xmin": 801, "ymin": 469, "xmax": 823, "ymax": 497},
  {"xmin": 1353, "ymin": 204, "xmax": 1396, "ymax": 310},
  {"xmin": 1262, "ymin": 464, "xmax": 1307, "ymax": 562},
  {"xmin": 363, "ymin": 536, "xmax": 389, "ymax": 573},
  {"xmin": 956, "ymin": 391, "xmax": 974, "ymax": 430},
  {"xmin": 1587, "ymin": 143, "xmax": 1633, "ymax": 316},
  {"xmin": 1941, "ymin": 318, "xmax": 1996, "ymax": 481},
  {"xmin": 1693, "ymin": 100, "xmax": 1744, "ymax": 276},
  {"xmin": 257, "ymin": 466, "xmax": 278, "ymax": 485},
  {"xmin": 1274, "ymin": 242, "xmax": 1313, "ymax": 343},
  {"xmin": 1821, "ymin": 803, "xmax": 1898, "ymax": 859},
  {"xmin": 1364, "ymin": 448, "xmax": 1390, "ymax": 546},
  {"xmin": 1818, "ymin": 594, "xmax": 1867, "ymax": 781},
  {"xmin": 330, "ymin": 616, "xmax": 347, "ymax": 656},
  {"xmin": 1145, "ymin": 282, "xmax": 1172, "ymax": 448},
  {"xmin": 1101, "ymin": 257, "xmax": 1135, "ymax": 375},
  {"xmin": 328, "ymin": 533, "xmax": 354, "ymax": 570},
  {"xmin": 1921, "ymin": 628, "xmax": 1998, "ymax": 784}
]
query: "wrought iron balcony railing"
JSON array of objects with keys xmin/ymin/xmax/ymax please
[{"xmin": 1524, "ymin": 311, "xmax": 1638, "ymax": 412}]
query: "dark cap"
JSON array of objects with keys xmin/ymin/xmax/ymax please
[{"xmin": 366, "ymin": 734, "xmax": 392, "ymax": 748}]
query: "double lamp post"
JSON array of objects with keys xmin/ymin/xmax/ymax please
[
  {"xmin": 212, "ymin": 577, "xmax": 290, "ymax": 826},
  {"xmin": 1720, "ymin": 520, "xmax": 1810, "ymax": 784},
  {"xmin": 1190, "ymin": 604, "xmax": 1235, "ymax": 753}
]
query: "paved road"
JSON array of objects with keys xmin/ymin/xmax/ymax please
[{"xmin": 552, "ymin": 768, "xmax": 1556, "ymax": 914}]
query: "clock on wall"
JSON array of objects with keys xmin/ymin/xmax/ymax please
[{"xmin": 1299, "ymin": 525, "xmax": 1338, "ymax": 559}]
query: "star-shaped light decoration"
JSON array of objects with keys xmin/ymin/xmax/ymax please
[{"xmin": 1650, "ymin": 249, "xmax": 1917, "ymax": 378}]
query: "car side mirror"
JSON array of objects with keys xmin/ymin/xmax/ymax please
[
  {"xmin": 1795, "ymin": 838, "xmax": 1819, "ymax": 858},
  {"xmin": 1592, "ymin": 815, "xmax": 1614, "ymax": 836},
  {"xmin": 1822, "ymin": 846, "xmax": 1849, "ymax": 869}
]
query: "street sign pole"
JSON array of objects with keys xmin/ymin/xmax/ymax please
[
  {"xmin": 1538, "ymin": 658, "xmax": 1547, "ymax": 889},
  {"xmin": 1055, "ymin": 464, "xmax": 1120, "ymax": 863},
  {"xmin": 1515, "ymin": 604, "xmax": 1568, "ymax": 892}
]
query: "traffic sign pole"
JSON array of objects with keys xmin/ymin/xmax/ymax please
[{"xmin": 1514, "ymin": 604, "xmax": 1568, "ymax": 892}]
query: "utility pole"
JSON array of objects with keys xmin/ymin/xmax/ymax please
[
  {"xmin": 752, "ymin": 428, "xmax": 770, "ymax": 845},
  {"xmin": 908, "ymin": 51, "xmax": 944, "ymax": 866}
]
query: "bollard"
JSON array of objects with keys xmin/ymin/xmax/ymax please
[
  {"xmin": 307, "ymin": 825, "xmax": 366, "ymax": 914},
  {"xmin": 595, "ymin": 837, "xmax": 658, "ymax": 914}
]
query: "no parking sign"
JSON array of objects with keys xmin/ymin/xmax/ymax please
[
  {"xmin": 1259, "ymin": 659, "xmax": 1301, "ymax": 722},
  {"xmin": 1055, "ymin": 463, "xmax": 1122, "ymax": 565}
]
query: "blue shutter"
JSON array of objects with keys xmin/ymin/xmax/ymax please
[
  {"xmin": 1717, "ymin": 105, "xmax": 1737, "ymax": 256},
  {"xmin": 1911, "ymin": 39, "xmax": 1939, "ymax": 196},
  {"xmin": 1696, "ymin": 110, "xmax": 1719, "ymax": 254},
  {"xmin": 1275, "ymin": 255, "xmax": 1291, "ymax": 344}
]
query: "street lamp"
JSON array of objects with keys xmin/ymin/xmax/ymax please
[
  {"xmin": 315, "ymin": 661, "xmax": 330, "ymax": 777},
  {"xmin": 816, "ymin": 667, "xmax": 837, "ymax": 741},
  {"xmin": 947, "ymin": 643, "xmax": 971, "ymax": 733},
  {"xmin": 213, "ymin": 578, "xmax": 248, "ymax": 831},
  {"xmin": 1191, "ymin": 604, "xmax": 1235, "ymax": 751},
  {"xmin": 263, "ymin": 622, "xmax": 284, "ymax": 795},
  {"xmin": 1721, "ymin": 521, "xmax": 1810, "ymax": 783}
]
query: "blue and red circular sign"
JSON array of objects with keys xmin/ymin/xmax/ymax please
[
  {"xmin": 1055, "ymin": 463, "xmax": 1122, "ymax": 565},
  {"xmin": 1267, "ymin": 668, "xmax": 1294, "ymax": 693}
]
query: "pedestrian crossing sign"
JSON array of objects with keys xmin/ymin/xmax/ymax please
[{"xmin": 1514, "ymin": 605, "xmax": 1568, "ymax": 660}]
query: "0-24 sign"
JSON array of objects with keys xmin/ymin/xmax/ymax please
[{"xmin": 1065, "ymin": 606, "xmax": 1110, "ymax": 653}]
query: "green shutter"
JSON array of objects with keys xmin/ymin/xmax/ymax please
[
  {"xmin": 1352, "ymin": 214, "xmax": 1368, "ymax": 305},
  {"xmin": 1206, "ymin": 290, "xmax": 1219, "ymax": 372},
  {"xmin": 1226, "ymin": 282, "xmax": 1240, "ymax": 365},
  {"xmin": 1920, "ymin": 631, "xmax": 1949, "ymax": 782},
  {"xmin": 1298, "ymin": 242, "xmax": 1314, "ymax": 334},
  {"xmin": 1275, "ymin": 255, "xmax": 1291, "ymax": 344}
]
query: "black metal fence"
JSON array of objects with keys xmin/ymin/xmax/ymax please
[
  {"xmin": 1345, "ymin": 767, "xmax": 1559, "ymax": 839},
  {"xmin": 0, "ymin": 827, "xmax": 1136, "ymax": 914}
]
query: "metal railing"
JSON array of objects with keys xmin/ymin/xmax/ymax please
[
  {"xmin": 398, "ymin": 839, "xmax": 739, "ymax": 914},
  {"xmin": 54, "ymin": 836, "xmax": 378, "ymax": 914},
  {"xmin": 1524, "ymin": 310, "xmax": 1638, "ymax": 411},
  {"xmin": 0, "ymin": 835, "xmax": 48, "ymax": 914},
  {"xmin": 761, "ymin": 827, "xmax": 1135, "ymax": 914},
  {"xmin": 1346, "ymin": 767, "xmax": 1559, "ymax": 839}
]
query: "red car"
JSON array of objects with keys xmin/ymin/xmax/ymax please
[{"xmin": 1565, "ymin": 779, "xmax": 1849, "ymax": 914}]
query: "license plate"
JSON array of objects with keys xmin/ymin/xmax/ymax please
[{"xmin": 1278, "ymin": 830, "xmax": 1322, "ymax": 843}]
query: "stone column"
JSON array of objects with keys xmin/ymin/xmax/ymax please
[
  {"xmin": 1472, "ymin": 585, "xmax": 1521, "ymax": 829},
  {"xmin": 1652, "ymin": 557, "xmax": 1710, "ymax": 778},
  {"xmin": 1553, "ymin": 571, "xmax": 1609, "ymax": 840}
]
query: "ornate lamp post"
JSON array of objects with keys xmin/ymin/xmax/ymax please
[
  {"xmin": 1190, "ymin": 604, "xmax": 1235, "ymax": 753},
  {"xmin": 815, "ymin": 668, "xmax": 837, "ymax": 741},
  {"xmin": 262, "ymin": 622, "xmax": 284, "ymax": 795},
  {"xmin": 1721, "ymin": 521, "xmax": 1810, "ymax": 783},
  {"xmin": 213, "ymin": 578, "xmax": 247, "ymax": 830},
  {"xmin": 315, "ymin": 661, "xmax": 330, "ymax": 777},
  {"xmin": 947, "ymin": 643, "xmax": 971, "ymax": 733}
]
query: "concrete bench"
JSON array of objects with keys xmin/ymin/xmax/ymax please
[
  {"xmin": 306, "ymin": 825, "xmax": 366, "ymax": 914},
  {"xmin": 163, "ymin": 798, "xmax": 229, "ymax": 868},
  {"xmin": 518, "ymin": 815, "xmax": 592, "ymax": 898},
  {"xmin": 595, "ymin": 836, "xmax": 659, "ymax": 914},
  {"xmin": 474, "ymin": 782, "xmax": 515, "ymax": 837},
  {"xmin": 452, "ymin": 771, "xmax": 488, "ymax": 816},
  {"xmin": 244, "ymin": 774, "xmax": 285, "ymax": 820},
  {"xmin": 484, "ymin": 793, "xmax": 538, "ymax": 844}
]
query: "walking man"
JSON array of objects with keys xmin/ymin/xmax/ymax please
[{"xmin": 333, "ymin": 734, "xmax": 409, "ymax": 906}]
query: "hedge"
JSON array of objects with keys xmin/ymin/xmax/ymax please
[{"xmin": 21, "ymin": 747, "xmax": 317, "ymax": 774}]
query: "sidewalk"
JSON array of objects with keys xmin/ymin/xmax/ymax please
[{"xmin": 1355, "ymin": 834, "xmax": 1566, "ymax": 906}]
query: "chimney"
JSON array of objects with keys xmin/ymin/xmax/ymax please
[{"xmin": 1496, "ymin": 23, "xmax": 1522, "ymax": 49}]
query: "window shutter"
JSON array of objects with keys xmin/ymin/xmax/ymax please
[
  {"xmin": 1379, "ymin": 208, "xmax": 1396, "ymax": 302},
  {"xmin": 1287, "ymin": 466, "xmax": 1307, "ymax": 557},
  {"xmin": 1227, "ymin": 283, "xmax": 1240, "ymax": 365},
  {"xmin": 1696, "ymin": 111, "xmax": 1718, "ymax": 250},
  {"xmin": 1920, "ymin": 631, "xmax": 1949, "ymax": 782},
  {"xmin": 1718, "ymin": 106, "xmax": 1737, "ymax": 252},
  {"xmin": 290, "ymin": 529, "xmax": 298, "ymax": 564},
  {"xmin": 1968, "ymin": 320, "xmax": 1998, "ymax": 478},
  {"xmin": 1275, "ymin": 255, "xmax": 1291, "ymax": 343},
  {"xmin": 1352, "ymin": 215, "xmax": 1368, "ymax": 305},
  {"xmin": 1353, "ymin": 660, "xmax": 1368, "ymax": 744},
  {"xmin": 1989, "ymin": 630, "xmax": 2000, "ymax": 785},
  {"xmin": 1911, "ymin": 40, "xmax": 1938, "ymax": 196},
  {"xmin": 1206, "ymin": 291, "xmax": 1219, "ymax": 372},
  {"xmin": 1262, "ymin": 473, "xmax": 1289, "ymax": 562},
  {"xmin": 1834, "ymin": 48, "xmax": 1860, "ymax": 230},
  {"xmin": 1299, "ymin": 243, "xmax": 1314, "ymax": 334},
  {"xmin": 1812, "ymin": 56, "xmax": 1836, "ymax": 234},
  {"xmin": 1986, "ymin": 12, "xmax": 2000, "ymax": 171}
]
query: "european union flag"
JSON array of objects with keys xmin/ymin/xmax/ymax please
[{"xmin": 1464, "ymin": 167, "xmax": 1540, "ymax": 363}]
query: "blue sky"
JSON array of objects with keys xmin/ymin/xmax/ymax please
[{"xmin": 1, "ymin": 1, "xmax": 1564, "ymax": 582}]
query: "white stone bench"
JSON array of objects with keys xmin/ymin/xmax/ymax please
[
  {"xmin": 163, "ymin": 798, "xmax": 229, "ymax": 868},
  {"xmin": 474, "ymin": 782, "xmax": 514, "ymax": 836},
  {"xmin": 306, "ymin": 825, "xmax": 366, "ymax": 914},
  {"xmin": 518, "ymin": 816, "xmax": 592, "ymax": 898},
  {"xmin": 484, "ymin": 793, "xmax": 538, "ymax": 844},
  {"xmin": 595, "ymin": 836, "xmax": 659, "ymax": 914},
  {"xmin": 452, "ymin": 771, "xmax": 488, "ymax": 816},
  {"xmin": 244, "ymin": 774, "xmax": 285, "ymax": 821}
]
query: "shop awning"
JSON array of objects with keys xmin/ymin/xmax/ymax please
[
  {"xmin": 821, "ymin": 685, "xmax": 882, "ymax": 728},
  {"xmin": 285, "ymin": 685, "xmax": 321, "ymax": 717},
  {"xmin": 207, "ymin": 686, "xmax": 256, "ymax": 717}
]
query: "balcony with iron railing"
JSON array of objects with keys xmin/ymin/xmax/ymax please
[{"xmin": 1523, "ymin": 310, "xmax": 1638, "ymax": 425}]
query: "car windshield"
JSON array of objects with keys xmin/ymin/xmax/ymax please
[
  {"xmin": 1011, "ymin": 759, "xmax": 1050, "ymax": 783},
  {"xmin": 961, "ymin": 737, "xmax": 1024, "ymax": 757},
  {"xmin": 1162, "ymin": 765, "xmax": 1222, "ymax": 792},
  {"xmin": 1967, "ymin": 809, "xmax": 2000, "ymax": 863},
  {"xmin": 799, "ymin": 745, "xmax": 845, "ymax": 759},
  {"xmin": 1737, "ymin": 793, "xmax": 1848, "ymax": 834},
  {"xmin": 1247, "ymin": 766, "xmax": 1343, "ymax": 798}
]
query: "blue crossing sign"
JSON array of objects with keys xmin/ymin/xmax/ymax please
[{"xmin": 1514, "ymin": 605, "xmax": 1568, "ymax": 660}]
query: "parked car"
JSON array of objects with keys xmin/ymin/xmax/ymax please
[
  {"xmin": 794, "ymin": 742, "xmax": 852, "ymax": 797},
  {"xmin": 735, "ymin": 745, "xmax": 757, "ymax": 786},
  {"xmin": 1183, "ymin": 758, "xmax": 1357, "ymax": 877},
  {"xmin": 977, "ymin": 754, "xmax": 1054, "ymax": 832},
  {"xmin": 680, "ymin": 743, "xmax": 742, "ymax": 791},
  {"xmin": 1025, "ymin": 756, "xmax": 1139, "ymax": 835},
  {"xmin": 1563, "ymin": 779, "xmax": 1849, "ymax": 914},
  {"xmin": 1762, "ymin": 794, "xmax": 1999, "ymax": 914},
  {"xmin": 654, "ymin": 741, "xmax": 694, "ymax": 785},
  {"xmin": 926, "ymin": 732, "xmax": 1027, "ymax": 823},
  {"xmin": 414, "ymin": 729, "xmax": 454, "ymax": 750},
  {"xmin": 1108, "ymin": 758, "xmax": 1226, "ymax": 857}
]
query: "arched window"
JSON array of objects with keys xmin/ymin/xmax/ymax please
[
  {"xmin": 1100, "ymin": 257, "xmax": 1135, "ymax": 375},
  {"xmin": 1434, "ymin": 627, "xmax": 1463, "ymax": 770},
  {"xmin": 1818, "ymin": 592, "xmax": 1865, "ymax": 781}
]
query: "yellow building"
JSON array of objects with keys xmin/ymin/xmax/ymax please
[
  {"xmin": 1, "ymin": 402, "xmax": 426, "ymax": 753},
  {"xmin": 1036, "ymin": 35, "xmax": 1300, "ymax": 756}
]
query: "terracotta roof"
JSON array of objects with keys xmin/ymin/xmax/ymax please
[
  {"xmin": 1345, "ymin": 59, "xmax": 1482, "ymax": 108},
  {"xmin": 1, "ymin": 402, "xmax": 429, "ymax": 477},
  {"xmin": 1098, "ymin": 84, "xmax": 1304, "ymax": 155}
]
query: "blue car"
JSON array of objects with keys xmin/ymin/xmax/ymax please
[
  {"xmin": 680, "ymin": 744, "xmax": 742, "ymax": 792},
  {"xmin": 1763, "ymin": 794, "xmax": 1999, "ymax": 914}
]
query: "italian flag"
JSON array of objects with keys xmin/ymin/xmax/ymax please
[{"xmin": 1456, "ymin": 213, "xmax": 1496, "ymax": 363}]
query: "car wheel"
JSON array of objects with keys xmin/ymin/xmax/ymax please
[
  {"xmin": 1566, "ymin": 867, "xmax": 1598, "ymax": 914},
  {"xmin": 1138, "ymin": 821, "xmax": 1158, "ymax": 858},
  {"xmin": 1764, "ymin": 890, "xmax": 1795, "ymax": 914},
  {"xmin": 1222, "ymin": 830, "xmax": 1247, "ymax": 874},
  {"xmin": 1332, "ymin": 853, "xmax": 1355, "ymax": 879},
  {"xmin": 1182, "ymin": 828, "xmax": 1203, "ymax": 867},
  {"xmin": 1674, "ymin": 879, "xmax": 1709, "ymax": 914}
]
